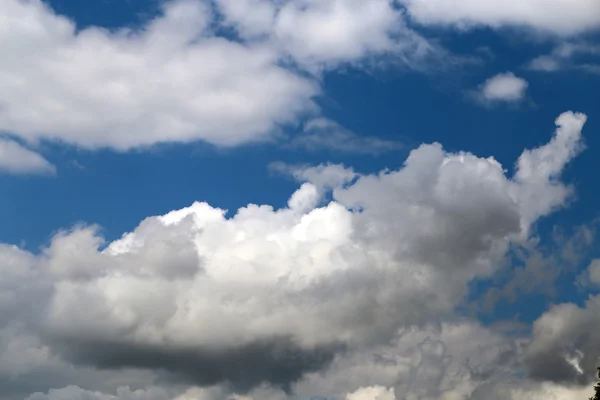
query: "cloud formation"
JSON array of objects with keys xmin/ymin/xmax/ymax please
[
  {"xmin": 476, "ymin": 72, "xmax": 529, "ymax": 105},
  {"xmin": 215, "ymin": 0, "xmax": 432, "ymax": 70},
  {"xmin": 0, "ymin": 112, "xmax": 590, "ymax": 399},
  {"xmin": 0, "ymin": 0, "xmax": 318, "ymax": 150},
  {"xmin": 0, "ymin": 0, "xmax": 434, "ymax": 151}
]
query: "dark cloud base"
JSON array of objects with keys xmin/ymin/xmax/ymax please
[{"xmin": 49, "ymin": 335, "xmax": 344, "ymax": 393}]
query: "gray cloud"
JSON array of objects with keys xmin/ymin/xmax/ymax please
[
  {"xmin": 526, "ymin": 295, "xmax": 600, "ymax": 384},
  {"xmin": 48, "ymin": 336, "xmax": 342, "ymax": 393}
]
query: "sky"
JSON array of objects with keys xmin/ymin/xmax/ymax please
[{"xmin": 0, "ymin": 0, "xmax": 600, "ymax": 399}]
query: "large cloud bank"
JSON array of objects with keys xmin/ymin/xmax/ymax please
[{"xmin": 2, "ymin": 112, "xmax": 597, "ymax": 399}]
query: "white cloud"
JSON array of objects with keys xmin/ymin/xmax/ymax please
[
  {"xmin": 0, "ymin": 112, "xmax": 587, "ymax": 399},
  {"xmin": 513, "ymin": 112, "xmax": 586, "ymax": 233},
  {"xmin": 0, "ymin": 0, "xmax": 437, "ymax": 151},
  {"xmin": 0, "ymin": 138, "xmax": 55, "ymax": 175},
  {"xmin": 214, "ymin": 0, "xmax": 434, "ymax": 71},
  {"xmin": 0, "ymin": 0, "xmax": 320, "ymax": 150},
  {"xmin": 290, "ymin": 118, "xmax": 402, "ymax": 155},
  {"xmin": 476, "ymin": 72, "xmax": 529, "ymax": 104},
  {"xmin": 346, "ymin": 386, "xmax": 395, "ymax": 400},
  {"xmin": 402, "ymin": 0, "xmax": 600, "ymax": 35}
]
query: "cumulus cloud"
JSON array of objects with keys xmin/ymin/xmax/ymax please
[
  {"xmin": 0, "ymin": 0, "xmax": 435, "ymax": 151},
  {"xmin": 0, "ymin": 0, "xmax": 318, "ymax": 150},
  {"xmin": 402, "ymin": 0, "xmax": 600, "ymax": 35},
  {"xmin": 475, "ymin": 73, "xmax": 529, "ymax": 105},
  {"xmin": 0, "ymin": 138, "xmax": 55, "ymax": 175},
  {"xmin": 289, "ymin": 119, "xmax": 402, "ymax": 155},
  {"xmin": 0, "ymin": 112, "xmax": 588, "ymax": 399}
]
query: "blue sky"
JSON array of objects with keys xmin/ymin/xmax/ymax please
[{"xmin": 1, "ymin": 1, "xmax": 600, "ymax": 400}]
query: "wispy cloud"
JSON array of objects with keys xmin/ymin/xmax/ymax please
[
  {"xmin": 290, "ymin": 118, "xmax": 402, "ymax": 155},
  {"xmin": 527, "ymin": 43, "xmax": 600, "ymax": 73}
]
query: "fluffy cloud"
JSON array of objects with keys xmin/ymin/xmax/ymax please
[
  {"xmin": 0, "ymin": 0, "xmax": 434, "ymax": 151},
  {"xmin": 402, "ymin": 0, "xmax": 600, "ymax": 35},
  {"xmin": 0, "ymin": 138, "xmax": 55, "ymax": 175},
  {"xmin": 0, "ymin": 112, "xmax": 588, "ymax": 399},
  {"xmin": 0, "ymin": 0, "xmax": 319, "ymax": 150},
  {"xmin": 476, "ymin": 72, "xmax": 529, "ymax": 105},
  {"xmin": 214, "ymin": 0, "xmax": 433, "ymax": 70}
]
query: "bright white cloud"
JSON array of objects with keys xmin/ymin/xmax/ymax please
[
  {"xmin": 0, "ymin": 138, "xmax": 55, "ymax": 175},
  {"xmin": 0, "ymin": 0, "xmax": 320, "ymax": 150},
  {"xmin": 402, "ymin": 0, "xmax": 600, "ymax": 35},
  {"xmin": 0, "ymin": 0, "xmax": 436, "ymax": 151},
  {"xmin": 477, "ymin": 72, "xmax": 529, "ymax": 104}
]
